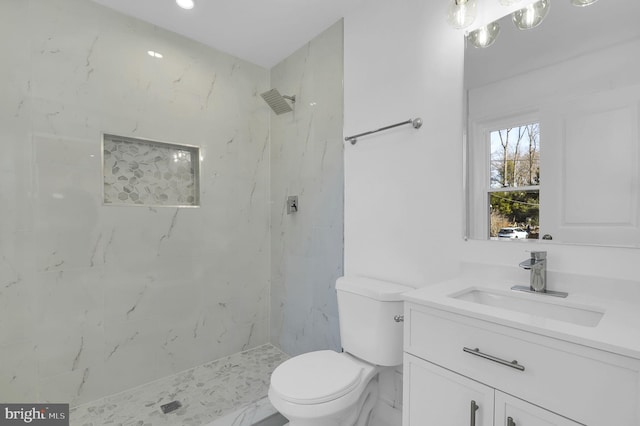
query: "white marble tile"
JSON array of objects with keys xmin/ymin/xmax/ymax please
[
  {"xmin": 204, "ymin": 397, "xmax": 280, "ymax": 426},
  {"xmin": 69, "ymin": 344, "xmax": 288, "ymax": 426},
  {"xmin": 0, "ymin": 1, "xmax": 34, "ymax": 266},
  {"xmin": 0, "ymin": 260, "xmax": 35, "ymax": 345},
  {"xmin": 269, "ymin": 21, "xmax": 344, "ymax": 356},
  {"xmin": 0, "ymin": 0, "xmax": 272, "ymax": 404},
  {"xmin": 34, "ymin": 270, "xmax": 105, "ymax": 382},
  {"xmin": 39, "ymin": 365, "xmax": 108, "ymax": 407},
  {"xmin": 0, "ymin": 340, "xmax": 39, "ymax": 403},
  {"xmin": 102, "ymin": 317, "xmax": 166, "ymax": 395}
]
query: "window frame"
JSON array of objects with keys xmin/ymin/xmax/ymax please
[{"xmin": 468, "ymin": 112, "xmax": 541, "ymax": 240}]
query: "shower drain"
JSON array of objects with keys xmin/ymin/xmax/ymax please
[{"xmin": 160, "ymin": 400, "xmax": 182, "ymax": 414}]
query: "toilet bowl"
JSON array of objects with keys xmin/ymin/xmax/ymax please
[
  {"xmin": 268, "ymin": 276, "xmax": 413, "ymax": 426},
  {"xmin": 268, "ymin": 350, "xmax": 379, "ymax": 426}
]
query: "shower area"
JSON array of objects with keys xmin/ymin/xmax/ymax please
[{"xmin": 0, "ymin": 0, "xmax": 344, "ymax": 424}]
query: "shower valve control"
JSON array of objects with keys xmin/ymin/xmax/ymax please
[{"xmin": 287, "ymin": 196, "xmax": 298, "ymax": 214}]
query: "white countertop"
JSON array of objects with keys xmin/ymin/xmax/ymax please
[{"xmin": 402, "ymin": 269, "xmax": 640, "ymax": 360}]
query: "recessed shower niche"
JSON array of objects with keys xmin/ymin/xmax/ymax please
[{"xmin": 102, "ymin": 134, "xmax": 200, "ymax": 207}]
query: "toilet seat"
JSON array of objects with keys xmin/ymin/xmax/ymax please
[{"xmin": 270, "ymin": 351, "xmax": 373, "ymax": 405}]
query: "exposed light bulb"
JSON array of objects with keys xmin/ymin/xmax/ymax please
[
  {"xmin": 467, "ymin": 21, "xmax": 501, "ymax": 48},
  {"xmin": 447, "ymin": 0, "xmax": 477, "ymax": 29},
  {"xmin": 571, "ymin": 0, "xmax": 599, "ymax": 6},
  {"xmin": 176, "ymin": 0, "xmax": 195, "ymax": 10},
  {"xmin": 512, "ymin": 0, "xmax": 550, "ymax": 30}
]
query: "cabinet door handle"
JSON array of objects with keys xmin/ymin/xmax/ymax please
[
  {"xmin": 470, "ymin": 400, "xmax": 479, "ymax": 426},
  {"xmin": 507, "ymin": 416, "xmax": 516, "ymax": 426},
  {"xmin": 463, "ymin": 347, "xmax": 525, "ymax": 371}
]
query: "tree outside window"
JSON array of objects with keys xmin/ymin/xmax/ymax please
[{"xmin": 489, "ymin": 123, "xmax": 540, "ymax": 239}]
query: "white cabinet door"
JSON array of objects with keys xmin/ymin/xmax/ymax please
[
  {"xmin": 403, "ymin": 353, "xmax": 494, "ymax": 426},
  {"xmin": 495, "ymin": 391, "xmax": 582, "ymax": 426}
]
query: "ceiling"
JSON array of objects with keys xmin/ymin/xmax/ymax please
[{"xmin": 91, "ymin": 0, "xmax": 363, "ymax": 68}]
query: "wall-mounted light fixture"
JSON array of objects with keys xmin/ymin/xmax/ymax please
[
  {"xmin": 467, "ymin": 21, "xmax": 501, "ymax": 48},
  {"xmin": 460, "ymin": 0, "xmax": 598, "ymax": 48},
  {"xmin": 571, "ymin": 0, "xmax": 599, "ymax": 6},
  {"xmin": 176, "ymin": 0, "xmax": 195, "ymax": 10},
  {"xmin": 512, "ymin": 0, "xmax": 550, "ymax": 30},
  {"xmin": 447, "ymin": 0, "xmax": 478, "ymax": 29}
]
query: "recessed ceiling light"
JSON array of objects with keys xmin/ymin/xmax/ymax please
[
  {"xmin": 176, "ymin": 0, "xmax": 194, "ymax": 10},
  {"xmin": 147, "ymin": 50, "xmax": 163, "ymax": 58}
]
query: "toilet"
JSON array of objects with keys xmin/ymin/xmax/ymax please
[{"xmin": 268, "ymin": 276, "xmax": 413, "ymax": 426}]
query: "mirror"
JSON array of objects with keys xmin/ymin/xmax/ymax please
[{"xmin": 464, "ymin": 0, "xmax": 640, "ymax": 248}]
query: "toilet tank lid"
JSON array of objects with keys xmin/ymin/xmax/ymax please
[{"xmin": 336, "ymin": 276, "xmax": 415, "ymax": 301}]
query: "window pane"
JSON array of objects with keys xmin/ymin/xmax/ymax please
[
  {"xmin": 490, "ymin": 123, "xmax": 540, "ymax": 189},
  {"xmin": 490, "ymin": 191, "xmax": 539, "ymax": 239}
]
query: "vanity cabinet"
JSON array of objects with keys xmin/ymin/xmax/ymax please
[
  {"xmin": 402, "ymin": 302, "xmax": 640, "ymax": 425},
  {"xmin": 404, "ymin": 353, "xmax": 493, "ymax": 425},
  {"xmin": 404, "ymin": 353, "xmax": 581, "ymax": 426}
]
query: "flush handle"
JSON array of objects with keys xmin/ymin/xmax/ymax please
[
  {"xmin": 507, "ymin": 417, "xmax": 516, "ymax": 426},
  {"xmin": 393, "ymin": 315, "xmax": 404, "ymax": 322}
]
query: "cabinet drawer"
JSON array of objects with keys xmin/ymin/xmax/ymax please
[{"xmin": 405, "ymin": 303, "xmax": 640, "ymax": 425}]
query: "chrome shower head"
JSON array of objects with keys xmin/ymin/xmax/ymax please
[{"xmin": 260, "ymin": 89, "xmax": 295, "ymax": 115}]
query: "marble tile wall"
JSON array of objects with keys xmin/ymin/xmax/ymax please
[
  {"xmin": 0, "ymin": 0, "xmax": 271, "ymax": 405},
  {"xmin": 269, "ymin": 21, "xmax": 344, "ymax": 355}
]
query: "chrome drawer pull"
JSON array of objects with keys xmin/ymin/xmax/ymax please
[
  {"xmin": 463, "ymin": 347, "xmax": 525, "ymax": 371},
  {"xmin": 470, "ymin": 400, "xmax": 479, "ymax": 426}
]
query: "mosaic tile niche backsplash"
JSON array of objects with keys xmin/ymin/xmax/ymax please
[{"xmin": 103, "ymin": 134, "xmax": 200, "ymax": 207}]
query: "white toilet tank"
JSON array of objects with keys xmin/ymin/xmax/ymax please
[{"xmin": 336, "ymin": 276, "xmax": 414, "ymax": 366}]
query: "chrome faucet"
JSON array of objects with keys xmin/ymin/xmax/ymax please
[
  {"xmin": 512, "ymin": 251, "xmax": 568, "ymax": 298},
  {"xmin": 519, "ymin": 251, "xmax": 547, "ymax": 292}
]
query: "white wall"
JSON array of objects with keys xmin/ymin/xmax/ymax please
[
  {"xmin": 343, "ymin": 0, "xmax": 640, "ymax": 289},
  {"xmin": 0, "ymin": 0, "xmax": 270, "ymax": 405},
  {"xmin": 343, "ymin": 0, "xmax": 464, "ymax": 287}
]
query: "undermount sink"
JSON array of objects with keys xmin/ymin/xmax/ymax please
[{"xmin": 450, "ymin": 287, "xmax": 604, "ymax": 327}]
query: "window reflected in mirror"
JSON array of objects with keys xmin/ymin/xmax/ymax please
[
  {"xmin": 490, "ymin": 123, "xmax": 539, "ymax": 189},
  {"xmin": 490, "ymin": 191, "xmax": 539, "ymax": 239},
  {"xmin": 488, "ymin": 122, "xmax": 540, "ymax": 240}
]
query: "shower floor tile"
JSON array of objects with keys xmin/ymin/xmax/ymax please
[{"xmin": 70, "ymin": 344, "xmax": 289, "ymax": 426}]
